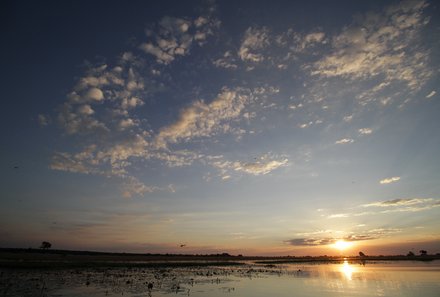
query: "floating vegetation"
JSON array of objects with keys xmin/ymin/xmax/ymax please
[{"xmin": 1, "ymin": 261, "xmax": 440, "ymax": 296}]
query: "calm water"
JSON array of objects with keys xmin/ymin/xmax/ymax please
[{"xmin": 2, "ymin": 260, "xmax": 439, "ymax": 296}]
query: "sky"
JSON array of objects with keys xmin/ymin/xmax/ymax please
[{"xmin": 1, "ymin": 0, "xmax": 439, "ymax": 256}]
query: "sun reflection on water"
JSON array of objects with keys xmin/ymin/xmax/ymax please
[{"xmin": 341, "ymin": 259, "xmax": 356, "ymax": 280}]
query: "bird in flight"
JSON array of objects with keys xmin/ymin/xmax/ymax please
[{"xmin": 180, "ymin": 244, "xmax": 186, "ymax": 248}]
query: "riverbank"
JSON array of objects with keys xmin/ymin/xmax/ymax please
[{"xmin": 1, "ymin": 248, "xmax": 439, "ymax": 269}]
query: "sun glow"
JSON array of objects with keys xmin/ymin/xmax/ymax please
[
  {"xmin": 341, "ymin": 260, "xmax": 357, "ymax": 280},
  {"xmin": 333, "ymin": 240, "xmax": 353, "ymax": 251}
]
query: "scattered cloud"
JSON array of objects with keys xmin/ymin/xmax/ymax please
[
  {"xmin": 142, "ymin": 18, "xmax": 191, "ymax": 63},
  {"xmin": 50, "ymin": 151, "xmax": 98, "ymax": 175},
  {"xmin": 48, "ymin": 0, "xmax": 436, "ymax": 201},
  {"xmin": 77, "ymin": 104, "xmax": 95, "ymax": 116},
  {"xmin": 140, "ymin": 15, "xmax": 219, "ymax": 64},
  {"xmin": 58, "ymin": 103, "xmax": 109, "ymax": 135},
  {"xmin": 335, "ymin": 138, "xmax": 354, "ymax": 144},
  {"xmin": 121, "ymin": 176, "xmax": 160, "ymax": 198},
  {"xmin": 238, "ymin": 27, "xmax": 269, "ymax": 62},
  {"xmin": 312, "ymin": 0, "xmax": 430, "ymax": 85},
  {"xmin": 358, "ymin": 128, "xmax": 372, "ymax": 135},
  {"xmin": 211, "ymin": 155, "xmax": 288, "ymax": 177},
  {"xmin": 426, "ymin": 90, "xmax": 436, "ymax": 98},
  {"xmin": 234, "ymin": 158, "xmax": 288, "ymax": 175},
  {"xmin": 118, "ymin": 118, "xmax": 137, "ymax": 130},
  {"xmin": 212, "ymin": 51, "xmax": 238, "ymax": 69},
  {"xmin": 380, "ymin": 176, "xmax": 400, "ymax": 184},
  {"xmin": 343, "ymin": 115, "xmax": 353, "ymax": 122}
]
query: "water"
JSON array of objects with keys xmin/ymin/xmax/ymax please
[{"xmin": 2, "ymin": 260, "xmax": 439, "ymax": 296}]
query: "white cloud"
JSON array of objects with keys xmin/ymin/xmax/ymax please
[
  {"xmin": 363, "ymin": 198, "xmax": 432, "ymax": 207},
  {"xmin": 335, "ymin": 138, "xmax": 354, "ymax": 144},
  {"xmin": 121, "ymin": 97, "xmax": 144, "ymax": 110},
  {"xmin": 97, "ymin": 134, "xmax": 149, "ymax": 167},
  {"xmin": 67, "ymin": 87, "xmax": 105, "ymax": 104},
  {"xmin": 155, "ymin": 88, "xmax": 250, "ymax": 147},
  {"xmin": 213, "ymin": 51, "xmax": 238, "ymax": 69},
  {"xmin": 327, "ymin": 213, "xmax": 349, "ymax": 219},
  {"xmin": 379, "ymin": 176, "xmax": 400, "ymax": 184},
  {"xmin": 121, "ymin": 176, "xmax": 159, "ymax": 198},
  {"xmin": 47, "ymin": 1, "xmax": 438, "ymax": 202},
  {"xmin": 77, "ymin": 104, "xmax": 95, "ymax": 116},
  {"xmin": 299, "ymin": 122, "xmax": 313, "ymax": 128},
  {"xmin": 238, "ymin": 27, "xmax": 269, "ymax": 62},
  {"xmin": 304, "ymin": 32, "xmax": 325, "ymax": 44},
  {"xmin": 194, "ymin": 16, "xmax": 208, "ymax": 28},
  {"xmin": 58, "ymin": 61, "xmax": 150, "ymax": 136},
  {"xmin": 140, "ymin": 15, "xmax": 219, "ymax": 64},
  {"xmin": 235, "ymin": 159, "xmax": 288, "ymax": 175},
  {"xmin": 212, "ymin": 156, "xmax": 288, "ymax": 176},
  {"xmin": 327, "ymin": 198, "xmax": 440, "ymax": 218},
  {"xmin": 194, "ymin": 32, "xmax": 206, "ymax": 41},
  {"xmin": 343, "ymin": 115, "xmax": 353, "ymax": 122},
  {"xmin": 140, "ymin": 42, "xmax": 176, "ymax": 64},
  {"xmin": 300, "ymin": 32, "xmax": 326, "ymax": 50},
  {"xmin": 288, "ymin": 103, "xmax": 303, "ymax": 110},
  {"xmin": 358, "ymin": 128, "xmax": 373, "ymax": 135},
  {"xmin": 50, "ymin": 152, "xmax": 97, "ymax": 175},
  {"xmin": 118, "ymin": 118, "xmax": 137, "ymax": 130},
  {"xmin": 86, "ymin": 87, "xmax": 104, "ymax": 101},
  {"xmin": 312, "ymin": 0, "xmax": 431, "ymax": 92},
  {"xmin": 426, "ymin": 90, "xmax": 436, "ymax": 98},
  {"xmin": 58, "ymin": 105, "xmax": 108, "ymax": 135}
]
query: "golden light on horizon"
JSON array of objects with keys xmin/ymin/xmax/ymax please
[{"xmin": 333, "ymin": 240, "xmax": 353, "ymax": 252}]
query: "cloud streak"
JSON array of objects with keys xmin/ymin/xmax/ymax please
[
  {"xmin": 335, "ymin": 138, "xmax": 354, "ymax": 144},
  {"xmin": 380, "ymin": 176, "xmax": 400, "ymax": 184},
  {"xmin": 286, "ymin": 228, "xmax": 402, "ymax": 246},
  {"xmin": 327, "ymin": 198, "xmax": 440, "ymax": 219},
  {"xmin": 211, "ymin": 156, "xmax": 288, "ymax": 177},
  {"xmin": 362, "ymin": 198, "xmax": 433, "ymax": 207}
]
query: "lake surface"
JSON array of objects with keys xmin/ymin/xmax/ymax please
[{"xmin": 2, "ymin": 260, "xmax": 439, "ymax": 296}]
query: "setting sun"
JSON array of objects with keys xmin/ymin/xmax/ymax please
[{"xmin": 333, "ymin": 240, "xmax": 353, "ymax": 251}]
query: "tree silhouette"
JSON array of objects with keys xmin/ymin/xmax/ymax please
[
  {"xmin": 407, "ymin": 251, "xmax": 415, "ymax": 257},
  {"xmin": 419, "ymin": 250, "xmax": 427, "ymax": 256},
  {"xmin": 40, "ymin": 241, "xmax": 52, "ymax": 249},
  {"xmin": 359, "ymin": 251, "xmax": 366, "ymax": 257}
]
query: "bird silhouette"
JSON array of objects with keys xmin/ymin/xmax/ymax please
[{"xmin": 180, "ymin": 244, "xmax": 186, "ymax": 248}]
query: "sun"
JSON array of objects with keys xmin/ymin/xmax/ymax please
[{"xmin": 333, "ymin": 240, "xmax": 353, "ymax": 251}]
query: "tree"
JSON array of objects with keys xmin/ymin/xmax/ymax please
[
  {"xmin": 40, "ymin": 241, "xmax": 52, "ymax": 249},
  {"xmin": 419, "ymin": 250, "xmax": 427, "ymax": 256},
  {"xmin": 407, "ymin": 251, "xmax": 415, "ymax": 257},
  {"xmin": 359, "ymin": 251, "xmax": 366, "ymax": 257}
]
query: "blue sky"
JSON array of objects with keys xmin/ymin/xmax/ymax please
[{"xmin": 1, "ymin": 0, "xmax": 439, "ymax": 255}]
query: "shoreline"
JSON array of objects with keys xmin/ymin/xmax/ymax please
[{"xmin": 1, "ymin": 248, "xmax": 439, "ymax": 269}]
